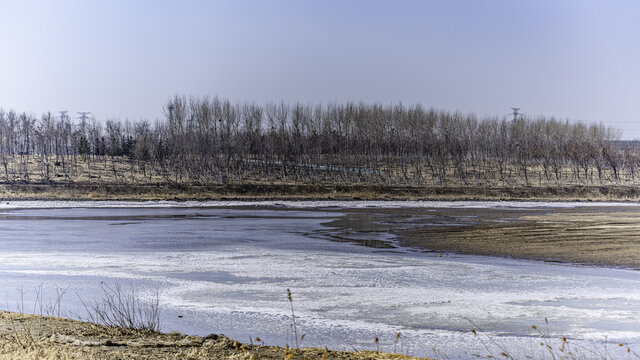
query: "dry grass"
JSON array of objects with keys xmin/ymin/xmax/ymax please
[
  {"xmin": 0, "ymin": 286, "xmax": 431, "ymax": 359},
  {"xmin": 467, "ymin": 319, "xmax": 640, "ymax": 360},
  {"xmin": 0, "ymin": 286, "xmax": 635, "ymax": 360},
  {"xmin": 80, "ymin": 282, "xmax": 161, "ymax": 332},
  {"xmin": 0, "ymin": 311, "xmax": 430, "ymax": 360},
  {"xmin": 0, "ymin": 311, "xmax": 636, "ymax": 360},
  {"xmin": 0, "ymin": 181, "xmax": 639, "ymax": 203},
  {"xmin": 0, "ymin": 155, "xmax": 640, "ymax": 202}
]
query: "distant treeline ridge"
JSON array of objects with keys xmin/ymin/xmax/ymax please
[{"xmin": 0, "ymin": 96, "xmax": 634, "ymax": 187}]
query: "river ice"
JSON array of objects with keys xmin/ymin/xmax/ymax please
[{"xmin": 0, "ymin": 204, "xmax": 638, "ymax": 359}]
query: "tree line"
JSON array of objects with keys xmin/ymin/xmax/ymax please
[{"xmin": 0, "ymin": 96, "xmax": 635, "ymax": 188}]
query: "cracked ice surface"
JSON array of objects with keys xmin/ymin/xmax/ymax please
[{"xmin": 0, "ymin": 205, "xmax": 637, "ymax": 359}]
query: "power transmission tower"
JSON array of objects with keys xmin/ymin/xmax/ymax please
[
  {"xmin": 77, "ymin": 112, "xmax": 91, "ymax": 133},
  {"xmin": 58, "ymin": 111, "xmax": 68, "ymax": 132},
  {"xmin": 509, "ymin": 107, "xmax": 523, "ymax": 122}
]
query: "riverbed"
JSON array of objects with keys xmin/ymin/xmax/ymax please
[{"xmin": 0, "ymin": 201, "xmax": 638, "ymax": 359}]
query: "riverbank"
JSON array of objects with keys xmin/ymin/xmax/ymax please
[
  {"xmin": 371, "ymin": 206, "xmax": 640, "ymax": 269},
  {"xmin": 0, "ymin": 311, "xmax": 426, "ymax": 360},
  {"xmin": 2, "ymin": 182, "xmax": 640, "ymax": 201}
]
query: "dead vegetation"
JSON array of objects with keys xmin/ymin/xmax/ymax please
[
  {"xmin": 0, "ymin": 311, "xmax": 429, "ymax": 360},
  {"xmin": 1, "ymin": 182, "xmax": 640, "ymax": 202},
  {"xmin": 1, "ymin": 98, "xmax": 639, "ymax": 198},
  {"xmin": 0, "ymin": 284, "xmax": 429, "ymax": 359},
  {"xmin": 80, "ymin": 282, "xmax": 161, "ymax": 333}
]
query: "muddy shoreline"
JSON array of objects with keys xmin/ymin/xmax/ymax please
[{"xmin": 320, "ymin": 206, "xmax": 640, "ymax": 269}]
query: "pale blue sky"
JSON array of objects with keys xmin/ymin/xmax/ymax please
[{"xmin": 1, "ymin": 1, "xmax": 639, "ymax": 137}]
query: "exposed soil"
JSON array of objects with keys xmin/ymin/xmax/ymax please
[
  {"xmin": 329, "ymin": 206, "xmax": 640, "ymax": 269},
  {"xmin": 0, "ymin": 311, "xmax": 428, "ymax": 360},
  {"xmin": 1, "ymin": 182, "xmax": 640, "ymax": 201}
]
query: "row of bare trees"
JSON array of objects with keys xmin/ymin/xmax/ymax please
[{"xmin": 0, "ymin": 96, "xmax": 634, "ymax": 187}]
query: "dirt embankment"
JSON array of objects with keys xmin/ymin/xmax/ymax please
[
  {"xmin": 1, "ymin": 182, "xmax": 640, "ymax": 201},
  {"xmin": 0, "ymin": 311, "xmax": 427, "ymax": 360}
]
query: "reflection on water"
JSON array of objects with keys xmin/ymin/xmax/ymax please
[
  {"xmin": 331, "ymin": 213, "xmax": 386, "ymax": 232},
  {"xmin": 317, "ymin": 213, "xmax": 398, "ymax": 249}
]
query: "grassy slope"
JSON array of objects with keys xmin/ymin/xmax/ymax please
[{"xmin": 2, "ymin": 155, "xmax": 640, "ymax": 201}]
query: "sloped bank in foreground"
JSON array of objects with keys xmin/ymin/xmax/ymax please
[{"xmin": 0, "ymin": 311, "xmax": 427, "ymax": 360}]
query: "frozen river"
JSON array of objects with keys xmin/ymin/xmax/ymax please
[{"xmin": 0, "ymin": 201, "xmax": 638, "ymax": 358}]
